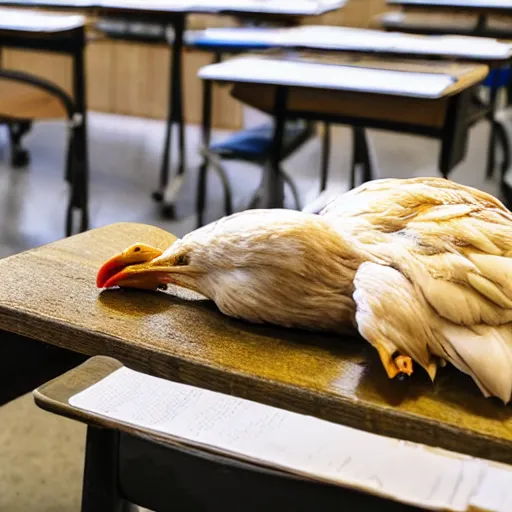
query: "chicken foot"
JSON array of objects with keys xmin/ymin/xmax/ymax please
[{"xmin": 375, "ymin": 344, "xmax": 413, "ymax": 379}]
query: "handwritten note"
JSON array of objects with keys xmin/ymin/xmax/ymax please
[{"xmin": 70, "ymin": 366, "xmax": 512, "ymax": 512}]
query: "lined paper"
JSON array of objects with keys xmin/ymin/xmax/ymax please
[
  {"xmin": 199, "ymin": 56, "xmax": 456, "ymax": 98},
  {"xmin": 70, "ymin": 366, "xmax": 512, "ymax": 512}
]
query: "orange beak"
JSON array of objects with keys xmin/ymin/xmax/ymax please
[{"xmin": 96, "ymin": 243, "xmax": 166, "ymax": 290}]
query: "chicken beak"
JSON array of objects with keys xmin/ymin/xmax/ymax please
[{"xmin": 96, "ymin": 243, "xmax": 166, "ymax": 289}]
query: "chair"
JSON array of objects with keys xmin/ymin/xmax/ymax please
[
  {"xmin": 198, "ymin": 120, "xmax": 323, "ymax": 226},
  {"xmin": 33, "ymin": 356, "xmax": 421, "ymax": 512},
  {"xmin": 186, "ymin": 28, "xmax": 332, "ymax": 227},
  {"xmin": 0, "ymin": 9, "xmax": 89, "ymax": 236}
]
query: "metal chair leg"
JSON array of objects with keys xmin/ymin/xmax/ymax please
[
  {"xmin": 281, "ymin": 168, "xmax": 302, "ymax": 211},
  {"xmin": 207, "ymin": 153, "xmax": 233, "ymax": 217},
  {"xmin": 8, "ymin": 120, "xmax": 31, "ymax": 168},
  {"xmin": 486, "ymin": 77, "xmax": 500, "ymax": 179},
  {"xmin": 496, "ymin": 120, "xmax": 511, "ymax": 181}
]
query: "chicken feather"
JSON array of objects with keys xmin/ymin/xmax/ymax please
[
  {"xmin": 98, "ymin": 177, "xmax": 512, "ymax": 403},
  {"xmin": 322, "ymin": 178, "xmax": 512, "ymax": 402}
]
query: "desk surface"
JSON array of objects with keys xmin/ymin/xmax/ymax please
[
  {"xmin": 0, "ymin": 8, "xmax": 85, "ymax": 32},
  {"xmin": 199, "ymin": 52, "xmax": 489, "ymax": 98},
  {"xmin": 1, "ymin": 222, "xmax": 512, "ymax": 464},
  {"xmin": 0, "ymin": 0, "xmax": 345, "ymax": 15},
  {"xmin": 194, "ymin": 25, "xmax": 512, "ymax": 62}
]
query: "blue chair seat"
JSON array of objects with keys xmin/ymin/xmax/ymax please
[
  {"xmin": 209, "ymin": 122, "xmax": 312, "ymax": 162},
  {"xmin": 483, "ymin": 65, "xmax": 512, "ymax": 88},
  {"xmin": 185, "ymin": 28, "xmax": 277, "ymax": 53}
]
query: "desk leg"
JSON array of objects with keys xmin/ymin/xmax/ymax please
[
  {"xmin": 66, "ymin": 40, "xmax": 89, "ymax": 236},
  {"xmin": 320, "ymin": 122, "xmax": 331, "ymax": 193},
  {"xmin": 153, "ymin": 15, "xmax": 186, "ymax": 219},
  {"xmin": 81, "ymin": 427, "xmax": 136, "ymax": 512},
  {"xmin": 486, "ymin": 71, "xmax": 499, "ymax": 179},
  {"xmin": 197, "ymin": 54, "xmax": 223, "ymax": 229},
  {"xmin": 255, "ymin": 86, "xmax": 288, "ymax": 209},
  {"xmin": 349, "ymin": 127, "xmax": 373, "ymax": 189},
  {"xmin": 0, "ymin": 331, "xmax": 86, "ymax": 407}
]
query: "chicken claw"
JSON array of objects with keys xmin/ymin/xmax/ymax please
[
  {"xmin": 375, "ymin": 344, "xmax": 400, "ymax": 379},
  {"xmin": 395, "ymin": 355, "xmax": 414, "ymax": 376}
]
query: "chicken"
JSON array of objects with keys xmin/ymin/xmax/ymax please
[{"xmin": 97, "ymin": 177, "xmax": 512, "ymax": 403}]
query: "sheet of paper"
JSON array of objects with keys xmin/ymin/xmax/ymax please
[
  {"xmin": 0, "ymin": 8, "xmax": 85, "ymax": 31},
  {"xmin": 282, "ymin": 25, "xmax": 512, "ymax": 59},
  {"xmin": 69, "ymin": 366, "xmax": 512, "ymax": 512},
  {"xmin": 199, "ymin": 56, "xmax": 456, "ymax": 98}
]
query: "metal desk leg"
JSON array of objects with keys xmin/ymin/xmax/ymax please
[
  {"xmin": 258, "ymin": 86, "xmax": 288, "ymax": 209},
  {"xmin": 81, "ymin": 427, "xmax": 137, "ymax": 512},
  {"xmin": 66, "ymin": 38, "xmax": 89, "ymax": 236},
  {"xmin": 320, "ymin": 122, "xmax": 331, "ymax": 193},
  {"xmin": 349, "ymin": 127, "xmax": 373, "ymax": 189},
  {"xmin": 197, "ymin": 54, "xmax": 222, "ymax": 229},
  {"xmin": 486, "ymin": 71, "xmax": 499, "ymax": 179},
  {"xmin": 153, "ymin": 15, "xmax": 186, "ymax": 219}
]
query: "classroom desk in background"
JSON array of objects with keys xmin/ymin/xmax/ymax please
[
  {"xmin": 192, "ymin": 25, "xmax": 512, "ymax": 187},
  {"xmin": 388, "ymin": 0, "xmax": 512, "ymax": 14},
  {"xmin": 1, "ymin": 222, "xmax": 512, "ymax": 466},
  {"xmin": 0, "ymin": 1, "xmax": 345, "ymax": 220},
  {"xmin": 199, "ymin": 51, "xmax": 489, "ymax": 205}
]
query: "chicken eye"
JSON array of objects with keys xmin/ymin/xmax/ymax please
[
  {"xmin": 175, "ymin": 254, "xmax": 189, "ymax": 266},
  {"xmin": 133, "ymin": 246, "xmax": 141, "ymax": 253}
]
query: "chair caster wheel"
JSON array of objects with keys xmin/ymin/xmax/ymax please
[
  {"xmin": 161, "ymin": 204, "xmax": 176, "ymax": 219},
  {"xmin": 11, "ymin": 149, "xmax": 30, "ymax": 168}
]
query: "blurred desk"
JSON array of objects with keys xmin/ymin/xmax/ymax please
[
  {"xmin": 0, "ymin": 0, "xmax": 346, "ymax": 218},
  {"xmin": 388, "ymin": 0, "xmax": 512, "ymax": 15},
  {"xmin": 200, "ymin": 51, "xmax": 489, "ymax": 204},
  {"xmin": 1, "ymin": 222, "xmax": 512, "ymax": 465}
]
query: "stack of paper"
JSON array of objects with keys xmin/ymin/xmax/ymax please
[{"xmin": 70, "ymin": 366, "xmax": 512, "ymax": 512}]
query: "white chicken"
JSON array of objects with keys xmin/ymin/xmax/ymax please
[{"xmin": 97, "ymin": 177, "xmax": 512, "ymax": 403}]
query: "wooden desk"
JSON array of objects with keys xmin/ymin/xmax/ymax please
[
  {"xmin": 0, "ymin": 8, "xmax": 89, "ymax": 235},
  {"xmin": 1, "ymin": 222, "xmax": 512, "ymax": 465},
  {"xmin": 200, "ymin": 51, "xmax": 488, "ymax": 204},
  {"xmin": 0, "ymin": 0, "xmax": 345, "ymax": 219}
]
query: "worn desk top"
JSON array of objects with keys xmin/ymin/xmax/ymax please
[
  {"xmin": 1, "ymin": 222, "xmax": 512, "ymax": 464},
  {"xmin": 0, "ymin": 0, "xmax": 345, "ymax": 16}
]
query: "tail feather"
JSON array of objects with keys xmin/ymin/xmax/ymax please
[{"xmin": 439, "ymin": 323, "xmax": 512, "ymax": 403}]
